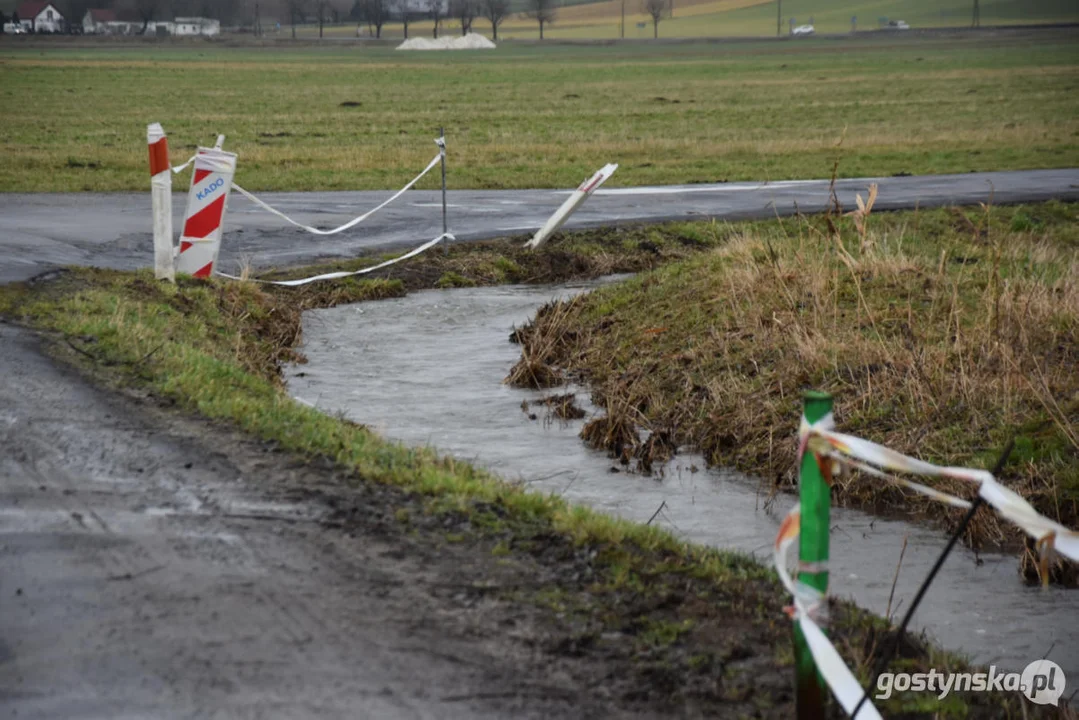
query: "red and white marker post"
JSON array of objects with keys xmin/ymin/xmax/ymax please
[
  {"xmin": 526, "ymin": 163, "xmax": 618, "ymax": 250},
  {"xmin": 147, "ymin": 123, "xmax": 175, "ymax": 281},
  {"xmin": 175, "ymin": 139, "xmax": 237, "ymax": 278}
]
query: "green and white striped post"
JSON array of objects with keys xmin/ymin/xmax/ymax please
[{"xmin": 794, "ymin": 390, "xmax": 832, "ymax": 718}]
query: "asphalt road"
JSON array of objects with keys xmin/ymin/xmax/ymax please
[{"xmin": 2, "ymin": 168, "xmax": 1077, "ymax": 283}]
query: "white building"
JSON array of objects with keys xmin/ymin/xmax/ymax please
[
  {"xmin": 14, "ymin": 1, "xmax": 64, "ymax": 33},
  {"xmin": 81, "ymin": 10, "xmax": 221, "ymax": 37},
  {"xmin": 82, "ymin": 8, "xmax": 118, "ymax": 34},
  {"xmin": 170, "ymin": 17, "xmax": 221, "ymax": 36}
]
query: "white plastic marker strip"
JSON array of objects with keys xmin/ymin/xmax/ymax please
[
  {"xmin": 802, "ymin": 420, "xmax": 1079, "ymax": 565},
  {"xmin": 217, "ymin": 232, "xmax": 454, "ymax": 287},
  {"xmin": 176, "ymin": 147, "xmax": 238, "ymax": 278},
  {"xmin": 773, "ymin": 505, "xmax": 883, "ymax": 720},
  {"xmin": 147, "ymin": 123, "xmax": 175, "ymax": 282},
  {"xmin": 526, "ymin": 163, "xmax": 618, "ymax": 250},
  {"xmin": 231, "ymin": 154, "xmax": 442, "ymax": 236},
  {"xmin": 799, "ymin": 614, "xmax": 883, "ymax": 720}
]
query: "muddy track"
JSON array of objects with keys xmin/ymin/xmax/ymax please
[{"xmin": 0, "ymin": 323, "xmax": 658, "ymax": 719}]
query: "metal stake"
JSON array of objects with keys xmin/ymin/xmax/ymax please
[{"xmin": 439, "ymin": 127, "xmax": 448, "ymax": 254}]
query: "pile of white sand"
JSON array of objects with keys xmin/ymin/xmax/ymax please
[{"xmin": 396, "ymin": 33, "xmax": 496, "ymax": 50}]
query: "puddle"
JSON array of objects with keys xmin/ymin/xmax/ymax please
[{"xmin": 289, "ymin": 281, "xmax": 1078, "ymax": 675}]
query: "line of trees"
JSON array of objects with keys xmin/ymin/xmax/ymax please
[
  {"xmin": 347, "ymin": 0, "xmax": 510, "ymax": 40},
  {"xmin": 33, "ymin": 0, "xmax": 547, "ymax": 41}
]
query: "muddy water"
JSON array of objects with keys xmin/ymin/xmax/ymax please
[{"xmin": 289, "ymin": 281, "xmax": 1078, "ymax": 676}]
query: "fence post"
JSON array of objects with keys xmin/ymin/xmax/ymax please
[
  {"xmin": 794, "ymin": 390, "xmax": 832, "ymax": 718},
  {"xmin": 147, "ymin": 123, "xmax": 175, "ymax": 282}
]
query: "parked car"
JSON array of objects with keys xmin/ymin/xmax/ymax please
[
  {"xmin": 791, "ymin": 24, "xmax": 815, "ymax": 36},
  {"xmin": 888, "ymin": 20, "xmax": 910, "ymax": 29}
]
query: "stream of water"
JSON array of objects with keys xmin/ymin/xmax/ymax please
[{"xmin": 288, "ymin": 280, "xmax": 1078, "ymax": 676}]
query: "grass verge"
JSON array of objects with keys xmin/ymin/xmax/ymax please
[
  {"xmin": 0, "ymin": 229, "xmax": 1057, "ymax": 716},
  {"xmin": 507, "ymin": 202, "xmax": 1079, "ymax": 585}
]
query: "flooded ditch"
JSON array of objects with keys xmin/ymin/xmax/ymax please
[{"xmin": 288, "ymin": 280, "xmax": 1078, "ymax": 676}]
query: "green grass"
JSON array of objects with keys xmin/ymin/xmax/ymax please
[
  {"xmin": 509, "ymin": 202, "xmax": 1079, "ymax": 582},
  {"xmin": 1, "ymin": 33, "xmax": 1077, "ymax": 191}
]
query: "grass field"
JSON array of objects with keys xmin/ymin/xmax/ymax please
[
  {"xmin": 293, "ymin": 0, "xmax": 1079, "ymax": 40},
  {"xmin": 1, "ymin": 32, "xmax": 1077, "ymax": 192}
]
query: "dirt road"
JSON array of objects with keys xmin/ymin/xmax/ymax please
[{"xmin": 0, "ymin": 324, "xmax": 639, "ymax": 719}]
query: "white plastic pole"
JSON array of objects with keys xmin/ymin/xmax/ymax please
[
  {"xmin": 526, "ymin": 163, "xmax": 618, "ymax": 250},
  {"xmin": 147, "ymin": 123, "xmax": 175, "ymax": 282},
  {"xmin": 175, "ymin": 146, "xmax": 238, "ymax": 278}
]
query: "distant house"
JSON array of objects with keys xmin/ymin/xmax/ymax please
[
  {"xmin": 81, "ymin": 10, "xmax": 221, "ymax": 37},
  {"xmin": 82, "ymin": 8, "xmax": 117, "ymax": 34},
  {"xmin": 15, "ymin": 1, "xmax": 64, "ymax": 33},
  {"xmin": 170, "ymin": 17, "xmax": 221, "ymax": 36}
]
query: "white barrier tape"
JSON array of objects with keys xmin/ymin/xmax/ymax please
[
  {"xmin": 217, "ymin": 232, "xmax": 454, "ymax": 287},
  {"xmin": 799, "ymin": 614, "xmax": 884, "ymax": 720},
  {"xmin": 231, "ymin": 154, "xmax": 443, "ymax": 237},
  {"xmin": 773, "ymin": 506, "xmax": 825, "ymax": 616},
  {"xmin": 800, "ymin": 419, "xmax": 1079, "ymax": 564},
  {"xmin": 773, "ymin": 505, "xmax": 882, "ymax": 718}
]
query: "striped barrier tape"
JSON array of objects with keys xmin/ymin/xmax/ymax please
[
  {"xmin": 231, "ymin": 153, "xmax": 443, "ymax": 236},
  {"xmin": 800, "ymin": 418, "xmax": 1079, "ymax": 568},
  {"xmin": 776, "ymin": 415, "xmax": 1079, "ymax": 716},
  {"xmin": 217, "ymin": 232, "xmax": 454, "ymax": 287},
  {"xmin": 774, "ymin": 505, "xmax": 883, "ymax": 719}
]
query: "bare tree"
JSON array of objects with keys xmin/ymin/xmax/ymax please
[
  {"xmin": 449, "ymin": 0, "xmax": 474, "ymax": 35},
  {"xmin": 525, "ymin": 0, "xmax": 554, "ymax": 39},
  {"xmin": 353, "ymin": 0, "xmax": 387, "ymax": 37},
  {"xmin": 316, "ymin": 0, "xmax": 330, "ymax": 36},
  {"xmin": 119, "ymin": 0, "xmax": 160, "ymax": 33},
  {"xmin": 284, "ymin": 0, "xmax": 309, "ymax": 37},
  {"xmin": 971, "ymin": 0, "xmax": 980, "ymax": 27},
  {"xmin": 643, "ymin": 0, "xmax": 663, "ymax": 37},
  {"xmin": 427, "ymin": 0, "xmax": 444, "ymax": 37},
  {"xmin": 480, "ymin": 0, "xmax": 507, "ymax": 39}
]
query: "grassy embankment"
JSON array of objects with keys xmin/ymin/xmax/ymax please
[
  {"xmin": 0, "ymin": 221, "xmax": 1059, "ymax": 717},
  {"xmin": 509, "ymin": 201, "xmax": 1079, "ymax": 583},
  {"xmin": 1, "ymin": 34, "xmax": 1078, "ymax": 191}
]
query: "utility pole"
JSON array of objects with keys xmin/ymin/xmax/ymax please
[
  {"xmin": 776, "ymin": 0, "xmax": 780, "ymax": 37},
  {"xmin": 972, "ymin": 0, "xmax": 980, "ymax": 27},
  {"xmin": 620, "ymin": 0, "xmax": 624, "ymax": 38}
]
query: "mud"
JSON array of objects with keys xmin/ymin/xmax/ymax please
[{"xmin": 0, "ymin": 324, "xmax": 676, "ymax": 718}]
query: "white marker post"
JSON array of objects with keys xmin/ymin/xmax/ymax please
[
  {"xmin": 526, "ymin": 163, "xmax": 618, "ymax": 250},
  {"xmin": 147, "ymin": 123, "xmax": 175, "ymax": 282}
]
